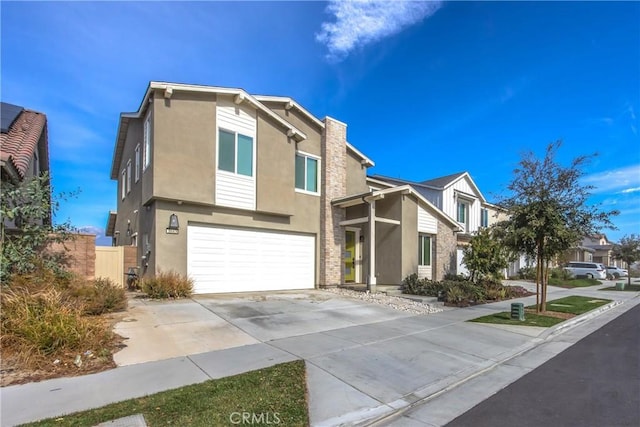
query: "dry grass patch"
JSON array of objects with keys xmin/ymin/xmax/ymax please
[
  {"xmin": 140, "ymin": 270, "xmax": 193, "ymax": 299},
  {"xmin": 1, "ymin": 269, "xmax": 127, "ymax": 386}
]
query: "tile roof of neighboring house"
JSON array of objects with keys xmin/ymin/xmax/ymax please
[
  {"xmin": 420, "ymin": 171, "xmax": 467, "ymax": 188},
  {"xmin": 0, "ymin": 102, "xmax": 48, "ymax": 181}
]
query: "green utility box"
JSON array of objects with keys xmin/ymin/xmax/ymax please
[
  {"xmin": 510, "ymin": 302, "xmax": 525, "ymax": 321},
  {"xmin": 616, "ymin": 282, "xmax": 626, "ymax": 291}
]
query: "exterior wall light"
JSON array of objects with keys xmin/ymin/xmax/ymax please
[{"xmin": 166, "ymin": 213, "xmax": 179, "ymax": 234}]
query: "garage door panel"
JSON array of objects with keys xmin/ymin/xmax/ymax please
[{"xmin": 187, "ymin": 225, "xmax": 315, "ymax": 294}]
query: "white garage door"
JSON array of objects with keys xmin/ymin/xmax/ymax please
[{"xmin": 187, "ymin": 225, "xmax": 315, "ymax": 294}]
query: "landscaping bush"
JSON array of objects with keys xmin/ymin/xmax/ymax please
[
  {"xmin": 401, "ymin": 274, "xmax": 532, "ymax": 306},
  {"xmin": 0, "ymin": 287, "xmax": 113, "ymax": 363},
  {"xmin": 141, "ymin": 270, "xmax": 194, "ymax": 299},
  {"xmin": 550, "ymin": 267, "xmax": 573, "ymax": 281},
  {"xmin": 70, "ymin": 277, "xmax": 127, "ymax": 315},
  {"xmin": 518, "ymin": 266, "xmax": 537, "ymax": 280}
]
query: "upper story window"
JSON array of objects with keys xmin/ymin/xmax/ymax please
[
  {"xmin": 480, "ymin": 208, "xmax": 489, "ymax": 228},
  {"xmin": 126, "ymin": 160, "xmax": 132, "ymax": 194},
  {"xmin": 218, "ymin": 129, "xmax": 253, "ymax": 177},
  {"xmin": 295, "ymin": 152, "xmax": 319, "ymax": 194},
  {"xmin": 33, "ymin": 152, "xmax": 38, "ymax": 176},
  {"xmin": 457, "ymin": 200, "xmax": 470, "ymax": 232},
  {"xmin": 418, "ymin": 234, "xmax": 432, "ymax": 266},
  {"xmin": 143, "ymin": 113, "xmax": 151, "ymax": 171},
  {"xmin": 121, "ymin": 169, "xmax": 126, "ymax": 200},
  {"xmin": 135, "ymin": 144, "xmax": 141, "ymax": 182}
]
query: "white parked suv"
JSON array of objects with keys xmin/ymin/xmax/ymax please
[
  {"xmin": 563, "ymin": 262, "xmax": 607, "ymax": 279},
  {"xmin": 605, "ymin": 266, "xmax": 628, "ymax": 279}
]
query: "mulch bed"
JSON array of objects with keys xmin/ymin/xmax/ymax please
[{"xmin": 524, "ymin": 308, "xmax": 575, "ymax": 320}]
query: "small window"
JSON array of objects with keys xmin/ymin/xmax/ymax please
[
  {"xmin": 419, "ymin": 234, "xmax": 432, "ymax": 266},
  {"xmin": 143, "ymin": 113, "xmax": 151, "ymax": 171},
  {"xmin": 295, "ymin": 152, "xmax": 319, "ymax": 194},
  {"xmin": 126, "ymin": 160, "xmax": 132, "ymax": 194},
  {"xmin": 121, "ymin": 169, "xmax": 126, "ymax": 200},
  {"xmin": 130, "ymin": 233, "xmax": 137, "ymax": 247},
  {"xmin": 218, "ymin": 129, "xmax": 253, "ymax": 177},
  {"xmin": 135, "ymin": 144, "xmax": 141, "ymax": 182},
  {"xmin": 480, "ymin": 208, "xmax": 489, "ymax": 227},
  {"xmin": 457, "ymin": 202, "xmax": 467, "ymax": 223}
]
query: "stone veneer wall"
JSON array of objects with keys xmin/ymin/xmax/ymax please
[
  {"xmin": 435, "ymin": 220, "xmax": 458, "ymax": 281},
  {"xmin": 319, "ymin": 117, "xmax": 346, "ymax": 287}
]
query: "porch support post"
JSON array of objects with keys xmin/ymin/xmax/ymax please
[{"xmin": 368, "ymin": 199, "xmax": 377, "ymax": 292}]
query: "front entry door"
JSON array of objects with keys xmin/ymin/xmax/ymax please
[{"xmin": 345, "ymin": 230, "xmax": 356, "ymax": 282}]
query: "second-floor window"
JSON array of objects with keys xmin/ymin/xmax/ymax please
[
  {"xmin": 143, "ymin": 113, "xmax": 151, "ymax": 171},
  {"xmin": 295, "ymin": 152, "xmax": 319, "ymax": 194},
  {"xmin": 457, "ymin": 201, "xmax": 467, "ymax": 224},
  {"xmin": 135, "ymin": 144, "xmax": 140, "ymax": 182},
  {"xmin": 126, "ymin": 160, "xmax": 132, "ymax": 194},
  {"xmin": 218, "ymin": 129, "xmax": 253, "ymax": 177},
  {"xmin": 481, "ymin": 208, "xmax": 489, "ymax": 227},
  {"xmin": 121, "ymin": 169, "xmax": 126, "ymax": 200}
]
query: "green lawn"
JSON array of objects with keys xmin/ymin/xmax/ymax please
[
  {"xmin": 23, "ymin": 360, "xmax": 309, "ymax": 427},
  {"xmin": 470, "ymin": 295, "xmax": 612, "ymax": 327},
  {"xmin": 548, "ymin": 277, "xmax": 602, "ymax": 288},
  {"xmin": 469, "ymin": 311, "xmax": 564, "ymax": 327},
  {"xmin": 600, "ymin": 284, "xmax": 640, "ymax": 292},
  {"xmin": 527, "ymin": 295, "xmax": 611, "ymax": 315}
]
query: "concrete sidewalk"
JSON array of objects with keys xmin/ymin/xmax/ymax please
[{"xmin": 1, "ymin": 282, "xmax": 638, "ymax": 426}]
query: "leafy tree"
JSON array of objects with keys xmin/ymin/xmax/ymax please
[
  {"xmin": 495, "ymin": 141, "xmax": 617, "ymax": 312},
  {"xmin": 1, "ymin": 173, "xmax": 76, "ymax": 282},
  {"xmin": 463, "ymin": 226, "xmax": 510, "ymax": 282},
  {"xmin": 612, "ymin": 234, "xmax": 640, "ymax": 286}
]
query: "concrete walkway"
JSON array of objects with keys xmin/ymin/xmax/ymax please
[{"xmin": 1, "ymin": 281, "xmax": 638, "ymax": 427}]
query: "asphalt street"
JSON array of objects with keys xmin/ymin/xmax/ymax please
[{"xmin": 446, "ymin": 303, "xmax": 640, "ymax": 427}]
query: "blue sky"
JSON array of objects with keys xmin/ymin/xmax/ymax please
[{"xmin": 2, "ymin": 1, "xmax": 639, "ymax": 245}]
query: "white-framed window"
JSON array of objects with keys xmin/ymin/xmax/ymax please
[
  {"xmin": 480, "ymin": 208, "xmax": 489, "ymax": 228},
  {"xmin": 143, "ymin": 112, "xmax": 151, "ymax": 171},
  {"xmin": 130, "ymin": 233, "xmax": 138, "ymax": 247},
  {"xmin": 135, "ymin": 144, "xmax": 140, "ymax": 182},
  {"xmin": 457, "ymin": 200, "xmax": 469, "ymax": 231},
  {"xmin": 121, "ymin": 169, "xmax": 126, "ymax": 200},
  {"xmin": 295, "ymin": 151, "xmax": 320, "ymax": 194},
  {"xmin": 218, "ymin": 129, "xmax": 253, "ymax": 177},
  {"xmin": 126, "ymin": 159, "xmax": 132, "ymax": 194},
  {"xmin": 418, "ymin": 234, "xmax": 432, "ymax": 266}
]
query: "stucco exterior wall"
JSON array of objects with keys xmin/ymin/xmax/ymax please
[
  {"xmin": 374, "ymin": 194, "xmax": 402, "ymax": 284},
  {"xmin": 346, "ymin": 150, "xmax": 369, "ymax": 195},
  {"xmin": 401, "ymin": 197, "xmax": 419, "ymax": 282}
]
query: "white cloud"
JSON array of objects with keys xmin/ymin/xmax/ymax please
[
  {"xmin": 620, "ymin": 187, "xmax": 640, "ymax": 194},
  {"xmin": 582, "ymin": 164, "xmax": 640, "ymax": 194},
  {"xmin": 316, "ymin": 0, "xmax": 443, "ymax": 61}
]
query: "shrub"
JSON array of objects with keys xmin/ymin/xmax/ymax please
[
  {"xmin": 141, "ymin": 270, "xmax": 194, "ymax": 299},
  {"xmin": 402, "ymin": 273, "xmax": 426, "ymax": 294},
  {"xmin": 518, "ymin": 266, "xmax": 537, "ymax": 280},
  {"xmin": 549, "ymin": 267, "xmax": 573, "ymax": 281},
  {"xmin": 0, "ymin": 287, "xmax": 113, "ymax": 360},
  {"xmin": 70, "ymin": 277, "xmax": 127, "ymax": 315}
]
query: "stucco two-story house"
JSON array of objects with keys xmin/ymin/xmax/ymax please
[{"xmin": 106, "ymin": 82, "xmax": 461, "ymax": 293}]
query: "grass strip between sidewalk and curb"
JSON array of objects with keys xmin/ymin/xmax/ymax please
[
  {"xmin": 469, "ymin": 295, "xmax": 612, "ymax": 327},
  {"xmin": 548, "ymin": 278, "xmax": 602, "ymax": 288},
  {"xmin": 21, "ymin": 360, "xmax": 309, "ymax": 427},
  {"xmin": 600, "ymin": 284, "xmax": 640, "ymax": 292}
]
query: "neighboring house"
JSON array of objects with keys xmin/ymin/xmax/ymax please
[
  {"xmin": 579, "ymin": 234, "xmax": 626, "ymax": 268},
  {"xmin": 369, "ymin": 172, "xmax": 505, "ymax": 277},
  {"xmin": 1, "ymin": 102, "xmax": 50, "ymax": 228}
]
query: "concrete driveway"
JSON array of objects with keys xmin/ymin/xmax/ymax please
[{"xmin": 113, "ymin": 290, "xmax": 415, "ymax": 366}]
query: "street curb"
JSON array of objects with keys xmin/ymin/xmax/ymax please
[{"xmin": 358, "ymin": 297, "xmax": 632, "ymax": 427}]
